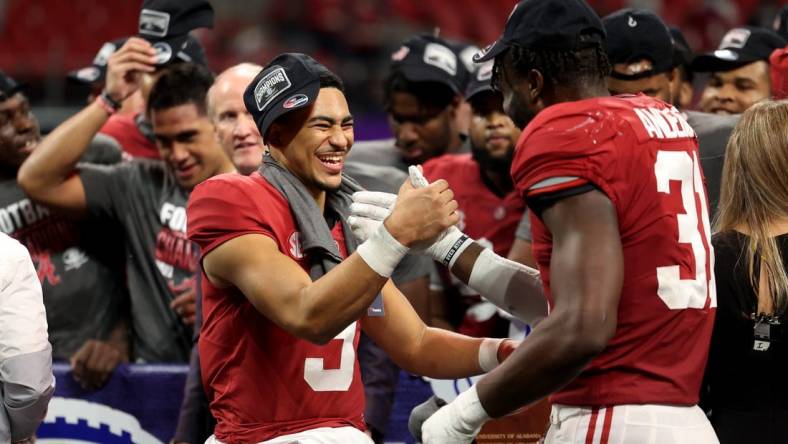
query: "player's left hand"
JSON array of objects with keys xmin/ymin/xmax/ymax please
[
  {"xmin": 348, "ymin": 191, "xmax": 396, "ymax": 242},
  {"xmin": 421, "ymin": 386, "xmax": 489, "ymax": 443}
]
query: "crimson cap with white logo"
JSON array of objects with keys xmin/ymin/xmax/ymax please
[
  {"xmin": 138, "ymin": 0, "xmax": 213, "ymax": 66},
  {"xmin": 243, "ymin": 53, "xmax": 337, "ymax": 143},
  {"xmin": 691, "ymin": 26, "xmax": 785, "ymax": 73},
  {"xmin": 473, "ymin": 0, "xmax": 605, "ymax": 64}
]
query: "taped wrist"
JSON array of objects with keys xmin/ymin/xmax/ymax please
[
  {"xmin": 478, "ymin": 337, "xmax": 504, "ymax": 372},
  {"xmin": 356, "ymin": 223, "xmax": 409, "ymax": 278},
  {"xmin": 432, "ymin": 228, "xmax": 473, "ymax": 268},
  {"xmin": 467, "ymin": 248, "xmax": 548, "ymax": 324},
  {"xmin": 452, "ymin": 385, "xmax": 491, "ymax": 433}
]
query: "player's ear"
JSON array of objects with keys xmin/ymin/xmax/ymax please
[
  {"xmin": 527, "ymin": 69, "xmax": 544, "ymax": 105},
  {"xmin": 447, "ymin": 94, "xmax": 462, "ymax": 118}
]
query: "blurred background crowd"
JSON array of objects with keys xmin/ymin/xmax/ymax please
[{"xmin": 5, "ymin": 0, "xmax": 787, "ymax": 132}]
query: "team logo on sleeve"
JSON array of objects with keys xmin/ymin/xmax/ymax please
[
  {"xmin": 254, "ymin": 67, "xmax": 291, "ymax": 111},
  {"xmin": 289, "ymin": 231, "xmax": 304, "ymax": 259},
  {"xmin": 138, "ymin": 9, "xmax": 170, "ymax": 37}
]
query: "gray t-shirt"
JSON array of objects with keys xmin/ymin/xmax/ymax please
[
  {"xmin": 344, "ymin": 161, "xmax": 431, "ymax": 285},
  {"xmin": 0, "ymin": 177, "xmax": 127, "ymax": 360},
  {"xmin": 347, "ymin": 139, "xmax": 408, "ymax": 172},
  {"xmin": 684, "ymin": 111, "xmax": 739, "ymax": 218},
  {"xmin": 80, "ymin": 159, "xmax": 196, "ymax": 362},
  {"xmin": 347, "ymin": 138, "xmax": 472, "ymax": 173}
]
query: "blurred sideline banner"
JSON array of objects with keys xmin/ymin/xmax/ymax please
[{"xmin": 37, "ymin": 363, "xmax": 547, "ymax": 444}]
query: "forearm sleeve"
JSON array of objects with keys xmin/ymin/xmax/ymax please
[{"xmin": 467, "ymin": 248, "xmax": 548, "ymax": 325}]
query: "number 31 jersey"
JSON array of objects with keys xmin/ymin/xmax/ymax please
[{"xmin": 511, "ymin": 94, "xmax": 716, "ymax": 407}]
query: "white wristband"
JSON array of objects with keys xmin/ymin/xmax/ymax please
[
  {"xmin": 430, "ymin": 227, "xmax": 474, "ymax": 268},
  {"xmin": 356, "ymin": 223, "xmax": 409, "ymax": 278},
  {"xmin": 478, "ymin": 337, "xmax": 504, "ymax": 372}
]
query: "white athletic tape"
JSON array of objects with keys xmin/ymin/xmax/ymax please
[
  {"xmin": 409, "ymin": 165, "xmax": 430, "ymax": 188},
  {"xmin": 352, "ymin": 191, "xmax": 397, "ymax": 208},
  {"xmin": 478, "ymin": 338, "xmax": 504, "ymax": 372},
  {"xmin": 356, "ymin": 223, "xmax": 408, "ymax": 278}
]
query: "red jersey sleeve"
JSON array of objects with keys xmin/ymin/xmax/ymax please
[
  {"xmin": 510, "ymin": 109, "xmax": 621, "ymax": 209},
  {"xmin": 187, "ymin": 175, "xmax": 279, "ymax": 256}
]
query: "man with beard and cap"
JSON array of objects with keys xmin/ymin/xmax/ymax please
[
  {"xmin": 396, "ymin": 0, "xmax": 718, "ymax": 441},
  {"xmin": 348, "ymin": 34, "xmax": 469, "ymax": 171},
  {"xmin": 602, "ymin": 9, "xmax": 739, "ymax": 217},
  {"xmin": 186, "ymin": 52, "xmax": 520, "ymax": 444},
  {"xmin": 422, "ymin": 60, "xmax": 526, "ymax": 338},
  {"xmin": 98, "ymin": 0, "xmax": 213, "ymax": 160},
  {"xmin": 693, "ymin": 26, "xmax": 785, "ymax": 115},
  {"xmin": 17, "ymin": 33, "xmax": 236, "ymax": 364},
  {"xmin": 0, "ymin": 71, "xmax": 129, "ymax": 390}
]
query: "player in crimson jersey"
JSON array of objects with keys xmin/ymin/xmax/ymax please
[
  {"xmin": 423, "ymin": 60, "xmax": 526, "ymax": 337},
  {"xmin": 392, "ymin": 0, "xmax": 719, "ymax": 442},
  {"xmin": 187, "ymin": 53, "xmax": 523, "ymax": 444}
]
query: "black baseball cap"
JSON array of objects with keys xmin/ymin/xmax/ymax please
[
  {"xmin": 474, "ymin": 0, "xmax": 605, "ymax": 63},
  {"xmin": 774, "ymin": 5, "xmax": 788, "ymax": 41},
  {"xmin": 67, "ymin": 37, "xmax": 129, "ymax": 84},
  {"xmin": 603, "ymin": 9, "xmax": 674, "ymax": 80},
  {"xmin": 0, "ymin": 71, "xmax": 25, "ymax": 101},
  {"xmin": 446, "ymin": 39, "xmax": 480, "ymax": 94},
  {"xmin": 390, "ymin": 34, "xmax": 464, "ymax": 94},
  {"xmin": 692, "ymin": 26, "xmax": 786, "ymax": 73},
  {"xmin": 465, "ymin": 60, "xmax": 495, "ymax": 100},
  {"xmin": 670, "ymin": 26, "xmax": 694, "ymax": 68},
  {"xmin": 138, "ymin": 0, "xmax": 213, "ymax": 65},
  {"xmin": 243, "ymin": 53, "xmax": 333, "ymax": 142}
]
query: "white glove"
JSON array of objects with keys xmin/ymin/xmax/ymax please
[
  {"xmin": 349, "ymin": 166, "xmax": 473, "ymax": 267},
  {"xmin": 421, "ymin": 385, "xmax": 490, "ymax": 444}
]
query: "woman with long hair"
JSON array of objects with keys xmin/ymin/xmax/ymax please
[{"xmin": 705, "ymin": 99, "xmax": 788, "ymax": 443}]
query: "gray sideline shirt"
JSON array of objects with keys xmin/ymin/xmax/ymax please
[{"xmin": 80, "ymin": 159, "xmax": 196, "ymax": 362}]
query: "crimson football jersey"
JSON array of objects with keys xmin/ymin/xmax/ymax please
[
  {"xmin": 511, "ymin": 94, "xmax": 716, "ymax": 407},
  {"xmin": 187, "ymin": 173, "xmax": 365, "ymax": 443}
]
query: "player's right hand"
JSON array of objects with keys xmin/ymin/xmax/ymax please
[
  {"xmin": 105, "ymin": 37, "xmax": 157, "ymax": 103},
  {"xmin": 383, "ymin": 176, "xmax": 459, "ymax": 248},
  {"xmin": 70, "ymin": 339, "xmax": 127, "ymax": 390}
]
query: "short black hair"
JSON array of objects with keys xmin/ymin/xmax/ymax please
[
  {"xmin": 383, "ymin": 71, "xmax": 455, "ymax": 112},
  {"xmin": 496, "ymin": 38, "xmax": 611, "ymax": 90},
  {"xmin": 319, "ymin": 70, "xmax": 345, "ymax": 92},
  {"xmin": 147, "ymin": 63, "xmax": 215, "ymax": 116}
]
